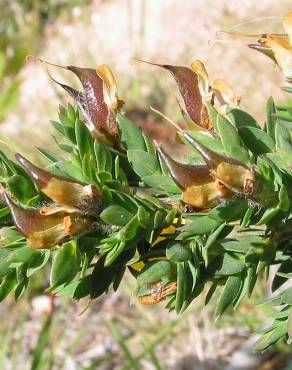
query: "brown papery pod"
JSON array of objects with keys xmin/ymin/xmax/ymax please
[
  {"xmin": 138, "ymin": 281, "xmax": 177, "ymax": 305},
  {"xmin": 136, "ymin": 59, "xmax": 207, "ymax": 128},
  {"xmin": 39, "ymin": 59, "xmax": 124, "ymax": 148},
  {"xmin": 183, "ymin": 133, "xmax": 255, "ymax": 196},
  {"xmin": 212, "ymin": 79, "xmax": 241, "ymax": 107},
  {"xmin": 15, "ymin": 153, "xmax": 102, "ymax": 216},
  {"xmin": 157, "ymin": 146, "xmax": 230, "ymax": 208},
  {"xmin": 3, "ymin": 192, "xmax": 96, "ymax": 249}
]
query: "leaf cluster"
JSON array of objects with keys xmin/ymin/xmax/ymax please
[{"xmin": 2, "ymin": 62, "xmax": 292, "ymax": 352}]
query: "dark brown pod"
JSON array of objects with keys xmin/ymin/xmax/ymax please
[
  {"xmin": 40, "ymin": 60, "xmax": 124, "ymax": 149},
  {"xmin": 157, "ymin": 146, "xmax": 229, "ymax": 208},
  {"xmin": 15, "ymin": 153, "xmax": 102, "ymax": 216},
  {"xmin": 136, "ymin": 59, "xmax": 204, "ymax": 126},
  {"xmin": 183, "ymin": 133, "xmax": 255, "ymax": 195},
  {"xmin": 3, "ymin": 192, "xmax": 96, "ymax": 249},
  {"xmin": 66, "ymin": 66, "xmax": 113, "ymax": 139},
  {"xmin": 157, "ymin": 146, "xmax": 212, "ymax": 190}
]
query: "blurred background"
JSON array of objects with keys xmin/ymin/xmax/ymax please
[{"xmin": 1, "ymin": 0, "xmax": 292, "ymax": 369}]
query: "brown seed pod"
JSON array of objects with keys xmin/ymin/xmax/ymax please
[
  {"xmin": 183, "ymin": 133, "xmax": 255, "ymax": 196},
  {"xmin": 37, "ymin": 59, "xmax": 124, "ymax": 149},
  {"xmin": 3, "ymin": 192, "xmax": 96, "ymax": 249},
  {"xmin": 15, "ymin": 153, "xmax": 103, "ymax": 216},
  {"xmin": 138, "ymin": 281, "xmax": 177, "ymax": 305},
  {"xmin": 135, "ymin": 59, "xmax": 212, "ymax": 130},
  {"xmin": 157, "ymin": 146, "xmax": 231, "ymax": 208}
]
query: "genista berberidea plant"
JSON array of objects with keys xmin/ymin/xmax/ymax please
[{"xmin": 2, "ymin": 11, "xmax": 292, "ymax": 352}]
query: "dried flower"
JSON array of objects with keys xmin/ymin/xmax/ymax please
[
  {"xmin": 40, "ymin": 59, "xmax": 124, "ymax": 148},
  {"xmin": 3, "ymin": 191, "xmax": 96, "ymax": 249},
  {"xmin": 157, "ymin": 146, "xmax": 231, "ymax": 208},
  {"xmin": 138, "ymin": 281, "xmax": 177, "ymax": 305},
  {"xmin": 15, "ymin": 153, "xmax": 102, "ymax": 216},
  {"xmin": 183, "ymin": 133, "xmax": 255, "ymax": 196},
  {"xmin": 248, "ymin": 12, "xmax": 292, "ymax": 82},
  {"xmin": 138, "ymin": 59, "xmax": 240, "ymax": 131}
]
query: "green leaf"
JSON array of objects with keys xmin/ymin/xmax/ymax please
[
  {"xmin": 51, "ymin": 120, "xmax": 65, "ymax": 135},
  {"xmin": 278, "ymin": 184, "xmax": 289, "ymax": 211},
  {"xmin": 50, "ymin": 161, "xmax": 84, "ymax": 182},
  {"xmin": 204, "ymin": 222, "xmax": 227, "ymax": 251},
  {"xmin": 210, "ymin": 252, "xmax": 246, "ymax": 276},
  {"xmin": 282, "ymin": 86, "xmax": 292, "ymax": 93},
  {"xmin": 266, "ymin": 96, "xmax": 276, "ymax": 141},
  {"xmin": 94, "ymin": 140, "xmax": 112, "ymax": 173},
  {"xmin": 142, "ymin": 131, "xmax": 156, "ymax": 156},
  {"xmin": 206, "ymin": 103, "xmax": 219, "ymax": 130},
  {"xmin": 73, "ymin": 275, "xmax": 91, "ymax": 299},
  {"xmin": 142, "ymin": 175, "xmax": 181, "ymax": 194},
  {"xmin": 272, "ymin": 260, "xmax": 292, "ymax": 292},
  {"xmin": 239, "ymin": 126, "xmax": 275, "ymax": 154},
  {"xmin": 27, "ymin": 250, "xmax": 51, "ymax": 277},
  {"xmin": 75, "ymin": 117, "xmax": 92, "ymax": 159},
  {"xmin": 137, "ymin": 206, "xmax": 150, "ymax": 228},
  {"xmin": 220, "ymin": 240, "xmax": 250, "ymax": 254},
  {"xmin": 227, "ymin": 108, "xmax": 259, "ymax": 128},
  {"xmin": 104, "ymin": 242, "xmax": 126, "ymax": 266},
  {"xmin": 281, "ymin": 287, "xmax": 292, "ymax": 305},
  {"xmin": 216, "ymin": 114, "xmax": 249, "ymax": 162},
  {"xmin": 6, "ymin": 175, "xmax": 35, "ymax": 203},
  {"xmin": 275, "ymin": 121, "xmax": 292, "ymax": 153},
  {"xmin": 215, "ymin": 274, "xmax": 241, "ymax": 319},
  {"xmin": 186, "ymin": 131, "xmax": 224, "ymax": 154},
  {"xmin": 209, "ymin": 200, "xmax": 248, "ymax": 222},
  {"xmin": 275, "ymin": 114, "xmax": 292, "ymax": 124},
  {"xmin": 127, "ymin": 150, "xmax": 160, "ymax": 178},
  {"xmin": 55, "ymin": 280, "xmax": 79, "ymax": 297},
  {"xmin": 119, "ymin": 215, "xmax": 141, "ymax": 242},
  {"xmin": 164, "ymin": 209, "xmax": 177, "ymax": 227},
  {"xmin": 0, "ymin": 249, "xmax": 11, "ymax": 279},
  {"xmin": 241, "ymin": 207, "xmax": 255, "ymax": 227},
  {"xmin": 90, "ymin": 256, "xmax": 115, "ymax": 298},
  {"xmin": 113, "ymin": 265, "xmax": 126, "ymax": 291},
  {"xmin": 50, "ymin": 242, "xmax": 80, "ymax": 287},
  {"xmin": 36, "ymin": 147, "xmax": 60, "ymax": 163},
  {"xmin": 0, "ymin": 207, "xmax": 9, "ymax": 218},
  {"xmin": 100, "ymin": 205, "xmax": 133, "ymax": 226},
  {"xmin": 247, "ymin": 264, "xmax": 258, "ymax": 297},
  {"xmin": 0, "ymin": 272, "xmax": 16, "ymax": 302},
  {"xmin": 8, "ymin": 247, "xmax": 38, "ymax": 266},
  {"xmin": 175, "ymin": 262, "xmax": 190, "ymax": 313},
  {"xmin": 15, "ymin": 265, "xmax": 29, "ymax": 300},
  {"xmin": 253, "ymin": 322, "xmax": 287, "ymax": 352},
  {"xmin": 137, "ymin": 260, "xmax": 172, "ymax": 287},
  {"xmin": 179, "ymin": 217, "xmax": 222, "ymax": 238},
  {"xmin": 153, "ymin": 209, "xmax": 166, "ymax": 229},
  {"xmin": 117, "ymin": 114, "xmax": 146, "ymax": 151},
  {"xmin": 31, "ymin": 316, "xmax": 51, "ymax": 370},
  {"xmin": 166, "ymin": 242, "xmax": 192, "ymax": 262},
  {"xmin": 288, "ymin": 309, "xmax": 292, "ymax": 338},
  {"xmin": 257, "ymin": 207, "xmax": 280, "ymax": 225}
]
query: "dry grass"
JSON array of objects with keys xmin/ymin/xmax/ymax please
[{"xmin": 0, "ymin": 274, "xmax": 267, "ymax": 370}]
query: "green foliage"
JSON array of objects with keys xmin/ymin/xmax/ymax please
[{"xmin": 3, "ymin": 62, "xmax": 292, "ymax": 354}]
